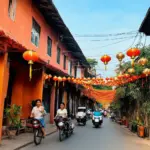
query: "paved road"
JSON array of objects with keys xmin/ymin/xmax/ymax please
[{"xmin": 21, "ymin": 119, "xmax": 150, "ymax": 150}]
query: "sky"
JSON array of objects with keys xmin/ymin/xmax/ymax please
[{"xmin": 53, "ymin": 0, "xmax": 150, "ymax": 77}]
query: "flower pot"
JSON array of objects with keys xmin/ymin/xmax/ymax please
[
  {"xmin": 7, "ymin": 127, "xmax": 17, "ymax": 138},
  {"xmin": 138, "ymin": 126, "xmax": 144, "ymax": 138}
]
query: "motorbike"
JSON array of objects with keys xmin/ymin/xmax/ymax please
[
  {"xmin": 54, "ymin": 116, "xmax": 74, "ymax": 142},
  {"xmin": 76, "ymin": 107, "xmax": 87, "ymax": 126},
  {"xmin": 86, "ymin": 109, "xmax": 92, "ymax": 120},
  {"xmin": 103, "ymin": 111, "xmax": 107, "ymax": 118},
  {"xmin": 32, "ymin": 119, "xmax": 44, "ymax": 145},
  {"xmin": 92, "ymin": 115, "xmax": 103, "ymax": 128}
]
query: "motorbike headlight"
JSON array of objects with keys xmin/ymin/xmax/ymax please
[
  {"xmin": 33, "ymin": 120, "xmax": 38, "ymax": 124},
  {"xmin": 58, "ymin": 122, "xmax": 64, "ymax": 127}
]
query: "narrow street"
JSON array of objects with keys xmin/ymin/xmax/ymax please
[{"xmin": 21, "ymin": 119, "xmax": 150, "ymax": 150}]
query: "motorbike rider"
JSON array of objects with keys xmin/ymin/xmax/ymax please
[
  {"xmin": 56, "ymin": 102, "xmax": 68, "ymax": 118},
  {"xmin": 31, "ymin": 99, "xmax": 46, "ymax": 137},
  {"xmin": 93, "ymin": 108, "xmax": 102, "ymax": 117},
  {"xmin": 55, "ymin": 103, "xmax": 69, "ymax": 129}
]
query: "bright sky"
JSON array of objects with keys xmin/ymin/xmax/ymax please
[{"xmin": 53, "ymin": 0, "xmax": 150, "ymax": 77}]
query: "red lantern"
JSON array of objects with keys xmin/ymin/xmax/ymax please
[
  {"xmin": 101, "ymin": 55, "xmax": 111, "ymax": 70},
  {"xmin": 126, "ymin": 48, "xmax": 140, "ymax": 67},
  {"xmin": 23, "ymin": 50, "xmax": 38, "ymax": 80}
]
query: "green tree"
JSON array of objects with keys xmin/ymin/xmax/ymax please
[{"xmin": 86, "ymin": 58, "xmax": 98, "ymax": 69}]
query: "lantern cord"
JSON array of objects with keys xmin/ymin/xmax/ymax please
[
  {"xmin": 29, "ymin": 64, "xmax": 32, "ymax": 81},
  {"xmin": 105, "ymin": 65, "xmax": 107, "ymax": 71},
  {"xmin": 131, "ymin": 59, "xmax": 134, "ymax": 68}
]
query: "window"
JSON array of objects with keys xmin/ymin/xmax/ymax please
[
  {"xmin": 31, "ymin": 18, "xmax": 41, "ymax": 47},
  {"xmin": 47, "ymin": 37, "xmax": 52, "ymax": 56},
  {"xmin": 63, "ymin": 55, "xmax": 67, "ymax": 70},
  {"xmin": 77, "ymin": 67, "xmax": 81, "ymax": 78},
  {"xmin": 74, "ymin": 66, "xmax": 77, "ymax": 77},
  {"xmin": 8, "ymin": 0, "xmax": 17, "ymax": 21},
  {"xmin": 70, "ymin": 61, "xmax": 72, "ymax": 75},
  {"xmin": 68, "ymin": 60, "xmax": 71, "ymax": 74},
  {"xmin": 57, "ymin": 47, "xmax": 61, "ymax": 64}
]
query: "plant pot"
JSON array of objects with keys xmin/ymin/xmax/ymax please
[
  {"xmin": 7, "ymin": 127, "xmax": 17, "ymax": 138},
  {"xmin": 138, "ymin": 126, "xmax": 144, "ymax": 138}
]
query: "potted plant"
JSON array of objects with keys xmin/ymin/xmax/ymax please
[
  {"xmin": 5, "ymin": 104, "xmax": 22, "ymax": 138},
  {"xmin": 131, "ymin": 120, "xmax": 138, "ymax": 133},
  {"xmin": 138, "ymin": 122, "xmax": 145, "ymax": 138}
]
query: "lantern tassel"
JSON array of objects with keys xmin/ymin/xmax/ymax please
[
  {"xmin": 58, "ymin": 82, "xmax": 59, "ymax": 87},
  {"xmin": 105, "ymin": 65, "xmax": 107, "ymax": 71},
  {"xmin": 54, "ymin": 81, "xmax": 56, "ymax": 87},
  {"xmin": 63, "ymin": 82, "xmax": 65, "ymax": 87},
  {"xmin": 131, "ymin": 59, "xmax": 134, "ymax": 68},
  {"xmin": 29, "ymin": 64, "xmax": 32, "ymax": 81}
]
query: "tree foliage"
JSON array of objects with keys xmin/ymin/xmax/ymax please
[
  {"xmin": 112, "ymin": 46, "xmax": 150, "ymax": 125},
  {"xmin": 86, "ymin": 58, "xmax": 98, "ymax": 69}
]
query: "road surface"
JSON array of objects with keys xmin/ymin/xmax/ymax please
[{"xmin": 21, "ymin": 119, "xmax": 150, "ymax": 150}]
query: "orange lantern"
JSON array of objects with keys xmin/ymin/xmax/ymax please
[
  {"xmin": 143, "ymin": 68, "xmax": 150, "ymax": 76},
  {"xmin": 138, "ymin": 58, "xmax": 148, "ymax": 66},
  {"xmin": 48, "ymin": 74, "xmax": 52, "ymax": 81},
  {"xmin": 44, "ymin": 74, "xmax": 49, "ymax": 80},
  {"xmin": 23, "ymin": 50, "xmax": 38, "ymax": 80},
  {"xmin": 58, "ymin": 76, "xmax": 62, "ymax": 86},
  {"xmin": 62, "ymin": 77, "xmax": 66, "ymax": 86},
  {"xmin": 128, "ymin": 68, "xmax": 135, "ymax": 74},
  {"xmin": 67, "ymin": 77, "xmax": 71, "ymax": 82},
  {"xmin": 53, "ymin": 76, "xmax": 58, "ymax": 86},
  {"xmin": 116, "ymin": 52, "xmax": 125, "ymax": 65},
  {"xmin": 126, "ymin": 48, "xmax": 140, "ymax": 67},
  {"xmin": 101, "ymin": 55, "xmax": 111, "ymax": 70}
]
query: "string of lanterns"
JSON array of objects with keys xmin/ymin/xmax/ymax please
[{"xmin": 22, "ymin": 46, "xmax": 149, "ymax": 86}]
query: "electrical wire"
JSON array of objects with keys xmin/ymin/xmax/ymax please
[{"xmin": 74, "ymin": 30, "xmax": 137, "ymax": 38}]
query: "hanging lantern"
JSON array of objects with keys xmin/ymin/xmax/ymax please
[
  {"xmin": 58, "ymin": 76, "xmax": 62, "ymax": 86},
  {"xmin": 124, "ymin": 73, "xmax": 130, "ymax": 79},
  {"xmin": 48, "ymin": 74, "xmax": 52, "ymax": 81},
  {"xmin": 116, "ymin": 52, "xmax": 125, "ymax": 65},
  {"xmin": 62, "ymin": 77, "xmax": 66, "ymax": 86},
  {"xmin": 53, "ymin": 76, "xmax": 58, "ymax": 87},
  {"xmin": 126, "ymin": 48, "xmax": 140, "ymax": 67},
  {"xmin": 67, "ymin": 77, "xmax": 71, "ymax": 82},
  {"xmin": 138, "ymin": 58, "xmax": 148, "ymax": 66},
  {"xmin": 128, "ymin": 68, "xmax": 135, "ymax": 74},
  {"xmin": 100, "ymin": 55, "xmax": 111, "ymax": 70},
  {"xmin": 23, "ymin": 50, "xmax": 38, "ymax": 81},
  {"xmin": 143, "ymin": 68, "xmax": 150, "ymax": 77},
  {"xmin": 44, "ymin": 74, "xmax": 49, "ymax": 80}
]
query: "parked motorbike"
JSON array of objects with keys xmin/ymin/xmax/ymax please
[
  {"xmin": 92, "ymin": 115, "xmax": 103, "ymax": 128},
  {"xmin": 76, "ymin": 107, "xmax": 87, "ymax": 126},
  {"xmin": 54, "ymin": 116, "xmax": 74, "ymax": 142},
  {"xmin": 32, "ymin": 119, "xmax": 44, "ymax": 145}
]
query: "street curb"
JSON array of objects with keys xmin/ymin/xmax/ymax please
[{"xmin": 14, "ymin": 130, "xmax": 57, "ymax": 150}]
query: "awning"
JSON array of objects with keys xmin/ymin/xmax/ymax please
[{"xmin": 139, "ymin": 8, "xmax": 150, "ymax": 36}]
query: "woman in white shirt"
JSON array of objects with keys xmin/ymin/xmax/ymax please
[
  {"xmin": 31, "ymin": 99, "xmax": 46, "ymax": 137},
  {"xmin": 56, "ymin": 103, "xmax": 68, "ymax": 118}
]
